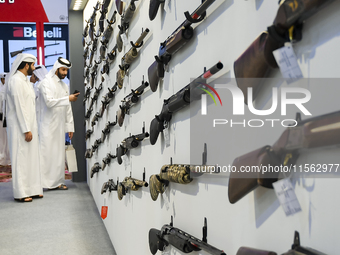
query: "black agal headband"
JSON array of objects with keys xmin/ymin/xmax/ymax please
[{"xmin": 58, "ymin": 57, "xmax": 72, "ymax": 68}]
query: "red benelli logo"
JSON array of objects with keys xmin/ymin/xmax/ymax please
[{"xmin": 13, "ymin": 27, "xmax": 23, "ymax": 37}]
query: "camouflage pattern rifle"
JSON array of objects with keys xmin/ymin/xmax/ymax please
[
  {"xmin": 228, "ymin": 111, "xmax": 340, "ymax": 204},
  {"xmin": 116, "ymin": 124, "xmax": 149, "ymax": 165},
  {"xmin": 149, "ymin": 164, "xmax": 220, "ymax": 201},
  {"xmin": 101, "ymin": 179, "xmax": 118, "ymax": 194},
  {"xmin": 90, "ymin": 162, "xmax": 102, "ymax": 178},
  {"xmin": 117, "ymin": 77, "xmax": 149, "ymax": 126},
  {"xmin": 99, "ymin": 82, "xmax": 118, "ymax": 117},
  {"xmin": 234, "ymin": 0, "xmax": 335, "ymax": 103},
  {"xmin": 101, "ymin": 117, "xmax": 118, "ymax": 143},
  {"xmin": 149, "ymin": 217, "xmax": 226, "ymax": 255},
  {"xmin": 236, "ymin": 231, "xmax": 327, "ymax": 255},
  {"xmin": 87, "ymin": 1, "xmax": 101, "ymax": 41},
  {"xmin": 116, "ymin": 0, "xmax": 139, "ymax": 52},
  {"xmin": 116, "ymin": 28, "xmax": 150, "ymax": 89},
  {"xmin": 117, "ymin": 170, "xmax": 148, "ymax": 200},
  {"xmin": 149, "ymin": 62, "xmax": 223, "ymax": 145},
  {"xmin": 148, "ymin": 0, "xmax": 216, "ymax": 92},
  {"xmin": 149, "ymin": 0, "xmax": 165, "ymax": 21},
  {"xmin": 99, "ymin": 0, "xmax": 112, "ymax": 33},
  {"xmin": 85, "ymin": 129, "xmax": 94, "ymax": 140},
  {"xmin": 85, "ymin": 148, "xmax": 94, "ymax": 159},
  {"xmin": 102, "ymin": 153, "xmax": 116, "ymax": 170}
]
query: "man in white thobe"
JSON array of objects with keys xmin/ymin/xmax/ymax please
[
  {"xmin": 0, "ymin": 73, "xmax": 11, "ymax": 166},
  {"xmin": 6, "ymin": 54, "xmax": 43, "ymax": 202},
  {"xmin": 38, "ymin": 57, "xmax": 79, "ymax": 190},
  {"xmin": 31, "ymin": 65, "xmax": 48, "ymax": 133}
]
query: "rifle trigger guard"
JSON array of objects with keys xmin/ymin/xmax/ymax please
[
  {"xmin": 130, "ymin": 40, "xmax": 144, "ymax": 48},
  {"xmin": 184, "ymin": 11, "xmax": 206, "ymax": 23}
]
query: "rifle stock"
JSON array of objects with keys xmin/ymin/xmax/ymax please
[
  {"xmin": 228, "ymin": 111, "xmax": 340, "ymax": 204},
  {"xmin": 90, "ymin": 162, "xmax": 101, "ymax": 178},
  {"xmin": 117, "ymin": 175, "xmax": 148, "ymax": 200},
  {"xmin": 234, "ymin": 0, "xmax": 335, "ymax": 102},
  {"xmin": 149, "ymin": 0, "xmax": 165, "ymax": 21}
]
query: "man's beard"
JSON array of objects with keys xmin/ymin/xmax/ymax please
[
  {"xmin": 57, "ymin": 69, "xmax": 67, "ymax": 79},
  {"xmin": 27, "ymin": 66, "xmax": 34, "ymax": 75}
]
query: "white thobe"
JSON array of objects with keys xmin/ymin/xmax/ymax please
[
  {"xmin": 38, "ymin": 74, "xmax": 74, "ymax": 188},
  {"xmin": 6, "ymin": 71, "xmax": 42, "ymax": 198},
  {"xmin": 0, "ymin": 83, "xmax": 10, "ymax": 165}
]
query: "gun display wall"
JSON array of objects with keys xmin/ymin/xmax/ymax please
[{"xmin": 83, "ymin": 0, "xmax": 340, "ymax": 254}]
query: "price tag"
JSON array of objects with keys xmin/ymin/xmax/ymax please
[
  {"xmin": 164, "ymin": 0, "xmax": 171, "ymax": 13},
  {"xmin": 101, "ymin": 206, "xmax": 108, "ymax": 219},
  {"xmin": 120, "ymin": 33, "xmax": 129, "ymax": 46},
  {"xmin": 272, "ymin": 178, "xmax": 302, "ymax": 216},
  {"xmin": 273, "ymin": 42, "xmax": 303, "ymax": 84},
  {"xmin": 163, "ymin": 122, "xmax": 170, "ymax": 147}
]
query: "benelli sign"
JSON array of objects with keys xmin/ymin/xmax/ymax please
[{"xmin": 13, "ymin": 27, "xmax": 62, "ymax": 38}]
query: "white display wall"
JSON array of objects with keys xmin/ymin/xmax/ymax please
[{"xmin": 83, "ymin": 0, "xmax": 340, "ymax": 254}]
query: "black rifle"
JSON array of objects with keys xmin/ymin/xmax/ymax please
[
  {"xmin": 149, "ymin": 217, "xmax": 226, "ymax": 255},
  {"xmin": 84, "ymin": 108, "xmax": 93, "ymax": 119},
  {"xmin": 87, "ymin": 1, "xmax": 101, "ymax": 41},
  {"xmin": 117, "ymin": 77, "xmax": 149, "ymax": 126},
  {"xmin": 116, "ymin": 0, "xmax": 139, "ymax": 52},
  {"xmin": 116, "ymin": 28, "xmax": 150, "ymax": 89},
  {"xmin": 91, "ymin": 112, "xmax": 101, "ymax": 127},
  {"xmin": 45, "ymin": 52, "xmax": 63, "ymax": 58},
  {"xmin": 10, "ymin": 42, "xmax": 60, "ymax": 58},
  {"xmin": 85, "ymin": 129, "xmax": 94, "ymax": 140},
  {"xmin": 101, "ymin": 179, "xmax": 118, "ymax": 194},
  {"xmin": 149, "ymin": 0, "xmax": 165, "ymax": 21},
  {"xmin": 148, "ymin": 0, "xmax": 216, "ymax": 92},
  {"xmin": 117, "ymin": 125, "xmax": 149, "ymax": 165},
  {"xmin": 102, "ymin": 153, "xmax": 116, "ymax": 170},
  {"xmin": 101, "ymin": 117, "xmax": 118, "ymax": 143},
  {"xmin": 236, "ymin": 231, "xmax": 327, "ymax": 255},
  {"xmin": 82, "ymin": 20, "xmax": 90, "ymax": 47},
  {"xmin": 234, "ymin": 0, "xmax": 335, "ymax": 103},
  {"xmin": 83, "ymin": 87, "xmax": 92, "ymax": 105},
  {"xmin": 149, "ymin": 62, "xmax": 223, "ymax": 145},
  {"xmin": 100, "ymin": 82, "xmax": 118, "ymax": 117},
  {"xmin": 99, "ymin": 0, "xmax": 112, "ymax": 33},
  {"xmin": 90, "ymin": 162, "xmax": 102, "ymax": 178},
  {"xmin": 117, "ymin": 170, "xmax": 148, "ymax": 200}
]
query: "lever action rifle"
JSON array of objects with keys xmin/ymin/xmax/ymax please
[
  {"xmin": 101, "ymin": 116, "xmax": 118, "ymax": 143},
  {"xmin": 10, "ymin": 42, "xmax": 60, "ymax": 58},
  {"xmin": 116, "ymin": 28, "xmax": 150, "ymax": 89},
  {"xmin": 116, "ymin": 124, "xmax": 149, "ymax": 165},
  {"xmin": 149, "ymin": 163, "xmax": 220, "ymax": 201},
  {"xmin": 236, "ymin": 231, "xmax": 327, "ymax": 255},
  {"xmin": 99, "ymin": 82, "xmax": 118, "ymax": 117},
  {"xmin": 228, "ymin": 111, "xmax": 340, "ymax": 204},
  {"xmin": 100, "ymin": 11, "xmax": 118, "ymax": 59},
  {"xmin": 99, "ymin": 0, "xmax": 112, "ymax": 33},
  {"xmin": 117, "ymin": 170, "xmax": 148, "ymax": 200},
  {"xmin": 101, "ymin": 179, "xmax": 118, "ymax": 194},
  {"xmin": 117, "ymin": 77, "xmax": 149, "ymax": 126},
  {"xmin": 149, "ymin": 0, "xmax": 165, "ymax": 21},
  {"xmin": 234, "ymin": 0, "xmax": 335, "ymax": 103},
  {"xmin": 116, "ymin": 0, "xmax": 139, "ymax": 52},
  {"xmin": 149, "ymin": 216, "xmax": 226, "ymax": 255},
  {"xmin": 149, "ymin": 62, "xmax": 223, "ymax": 145},
  {"xmin": 148, "ymin": 0, "xmax": 217, "ymax": 92},
  {"xmin": 102, "ymin": 152, "xmax": 116, "ymax": 170}
]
